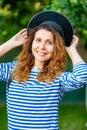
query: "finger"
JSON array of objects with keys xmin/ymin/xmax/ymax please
[
  {"xmin": 22, "ymin": 31, "xmax": 27, "ymax": 37},
  {"xmin": 22, "ymin": 32, "xmax": 28, "ymax": 39},
  {"xmin": 18, "ymin": 28, "xmax": 28, "ymax": 39},
  {"xmin": 18, "ymin": 28, "xmax": 27, "ymax": 35},
  {"xmin": 72, "ymin": 35, "xmax": 79, "ymax": 42}
]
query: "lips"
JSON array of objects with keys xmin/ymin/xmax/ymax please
[{"xmin": 37, "ymin": 51, "xmax": 47, "ymax": 56}]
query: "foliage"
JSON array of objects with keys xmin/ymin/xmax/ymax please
[{"xmin": 0, "ymin": 0, "xmax": 87, "ymax": 48}]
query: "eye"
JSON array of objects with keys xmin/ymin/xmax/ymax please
[
  {"xmin": 35, "ymin": 38, "xmax": 41, "ymax": 43},
  {"xmin": 47, "ymin": 40, "xmax": 53, "ymax": 45}
]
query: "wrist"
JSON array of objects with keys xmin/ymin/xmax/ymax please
[
  {"xmin": 66, "ymin": 46, "xmax": 76, "ymax": 56},
  {"xmin": 6, "ymin": 39, "xmax": 16, "ymax": 49}
]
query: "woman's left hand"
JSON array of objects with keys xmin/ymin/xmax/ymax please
[
  {"xmin": 65, "ymin": 35, "xmax": 79, "ymax": 52},
  {"xmin": 65, "ymin": 35, "xmax": 84, "ymax": 65}
]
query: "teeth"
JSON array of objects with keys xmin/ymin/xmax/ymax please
[{"xmin": 38, "ymin": 51, "xmax": 46, "ymax": 55}]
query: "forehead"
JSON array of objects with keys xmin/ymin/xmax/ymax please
[{"xmin": 35, "ymin": 29, "xmax": 54, "ymax": 39}]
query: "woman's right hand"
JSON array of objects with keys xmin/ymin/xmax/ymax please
[
  {"xmin": 0, "ymin": 28, "xmax": 29, "ymax": 57},
  {"xmin": 9, "ymin": 28, "xmax": 29, "ymax": 48}
]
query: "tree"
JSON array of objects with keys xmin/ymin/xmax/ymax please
[
  {"xmin": 0, "ymin": 0, "xmax": 50, "ymax": 41},
  {"xmin": 0, "ymin": 0, "xmax": 87, "ymax": 48}
]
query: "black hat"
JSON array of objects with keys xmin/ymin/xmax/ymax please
[{"xmin": 27, "ymin": 10, "xmax": 73, "ymax": 46}]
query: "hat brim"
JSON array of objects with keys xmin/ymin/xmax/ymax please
[{"xmin": 27, "ymin": 10, "xmax": 73, "ymax": 46}]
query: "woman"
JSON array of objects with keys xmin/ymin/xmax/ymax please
[{"xmin": 0, "ymin": 10, "xmax": 87, "ymax": 130}]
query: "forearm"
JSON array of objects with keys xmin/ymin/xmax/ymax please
[
  {"xmin": 67, "ymin": 47, "xmax": 84, "ymax": 65},
  {"xmin": 0, "ymin": 28, "xmax": 28, "ymax": 57},
  {"xmin": 61, "ymin": 62, "xmax": 87, "ymax": 92},
  {"xmin": 0, "ymin": 40, "xmax": 15, "ymax": 57},
  {"xmin": 66, "ymin": 35, "xmax": 85, "ymax": 65}
]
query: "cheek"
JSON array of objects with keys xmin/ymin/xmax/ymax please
[
  {"xmin": 31, "ymin": 43, "xmax": 35, "ymax": 54},
  {"xmin": 32, "ymin": 42, "xmax": 39, "ymax": 56},
  {"xmin": 32, "ymin": 42, "xmax": 36, "ymax": 51},
  {"xmin": 48, "ymin": 46, "xmax": 54, "ymax": 53}
]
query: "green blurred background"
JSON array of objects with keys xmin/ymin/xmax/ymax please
[
  {"xmin": 0, "ymin": 0, "xmax": 87, "ymax": 130},
  {"xmin": 0, "ymin": 0, "xmax": 87, "ymax": 105}
]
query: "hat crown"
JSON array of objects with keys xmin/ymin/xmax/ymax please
[{"xmin": 39, "ymin": 21, "xmax": 64, "ymax": 38}]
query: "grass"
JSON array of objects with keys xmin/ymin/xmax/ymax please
[
  {"xmin": 0, "ymin": 104, "xmax": 7, "ymax": 130},
  {"xmin": 0, "ymin": 104, "xmax": 87, "ymax": 130},
  {"xmin": 59, "ymin": 104, "xmax": 87, "ymax": 130}
]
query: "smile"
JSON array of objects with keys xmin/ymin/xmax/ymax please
[{"xmin": 37, "ymin": 51, "xmax": 47, "ymax": 56}]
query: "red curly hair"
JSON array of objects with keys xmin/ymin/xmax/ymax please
[{"xmin": 12, "ymin": 26, "xmax": 66, "ymax": 83}]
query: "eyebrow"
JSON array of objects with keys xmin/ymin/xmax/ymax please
[{"xmin": 35, "ymin": 36, "xmax": 54, "ymax": 42}]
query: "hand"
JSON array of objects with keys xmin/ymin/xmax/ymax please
[
  {"xmin": 65, "ymin": 35, "xmax": 79, "ymax": 52},
  {"xmin": 70, "ymin": 35, "xmax": 79, "ymax": 47},
  {"xmin": 0, "ymin": 28, "xmax": 29, "ymax": 57},
  {"xmin": 9, "ymin": 28, "xmax": 29, "ymax": 48},
  {"xmin": 65, "ymin": 35, "xmax": 84, "ymax": 65}
]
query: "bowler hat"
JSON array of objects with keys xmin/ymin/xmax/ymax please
[{"xmin": 27, "ymin": 10, "xmax": 73, "ymax": 46}]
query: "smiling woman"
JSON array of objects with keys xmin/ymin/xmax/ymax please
[
  {"xmin": 13, "ymin": 25, "xmax": 65, "ymax": 83},
  {"xmin": 0, "ymin": 10, "xmax": 87, "ymax": 130}
]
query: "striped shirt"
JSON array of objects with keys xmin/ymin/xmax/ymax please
[{"xmin": 0, "ymin": 61, "xmax": 87, "ymax": 130}]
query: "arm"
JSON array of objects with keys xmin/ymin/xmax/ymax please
[
  {"xmin": 60, "ymin": 36, "xmax": 87, "ymax": 92},
  {"xmin": 65, "ymin": 35, "xmax": 84, "ymax": 65},
  {"xmin": 0, "ymin": 28, "xmax": 28, "ymax": 57}
]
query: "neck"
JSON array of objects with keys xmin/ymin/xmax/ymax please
[{"xmin": 34, "ymin": 61, "xmax": 44, "ymax": 69}]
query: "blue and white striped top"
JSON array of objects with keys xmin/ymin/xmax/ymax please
[{"xmin": 0, "ymin": 61, "xmax": 87, "ymax": 130}]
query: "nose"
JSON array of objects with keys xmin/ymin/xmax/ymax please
[{"xmin": 39, "ymin": 42, "xmax": 45, "ymax": 49}]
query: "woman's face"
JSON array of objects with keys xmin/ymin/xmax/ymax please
[{"xmin": 32, "ymin": 29, "xmax": 54, "ymax": 68}]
